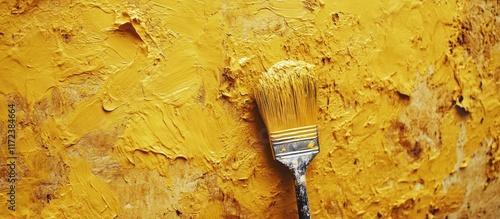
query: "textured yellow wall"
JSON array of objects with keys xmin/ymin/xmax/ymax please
[{"xmin": 0, "ymin": 0, "xmax": 499, "ymax": 218}]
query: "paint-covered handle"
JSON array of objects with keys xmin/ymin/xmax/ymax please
[
  {"xmin": 294, "ymin": 177, "xmax": 311, "ymax": 219},
  {"xmin": 291, "ymin": 167, "xmax": 311, "ymax": 219},
  {"xmin": 275, "ymin": 148, "xmax": 318, "ymax": 219}
]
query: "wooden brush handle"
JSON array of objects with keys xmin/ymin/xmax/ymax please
[
  {"xmin": 275, "ymin": 146, "xmax": 318, "ymax": 219},
  {"xmin": 294, "ymin": 179, "xmax": 310, "ymax": 218},
  {"xmin": 292, "ymin": 167, "xmax": 311, "ymax": 219}
]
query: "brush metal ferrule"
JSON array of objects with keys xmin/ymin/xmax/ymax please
[{"xmin": 269, "ymin": 125, "xmax": 319, "ymax": 159}]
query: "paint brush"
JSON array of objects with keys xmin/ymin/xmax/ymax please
[{"xmin": 255, "ymin": 60, "xmax": 319, "ymax": 219}]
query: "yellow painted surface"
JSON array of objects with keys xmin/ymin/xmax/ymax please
[{"xmin": 0, "ymin": 0, "xmax": 499, "ymax": 218}]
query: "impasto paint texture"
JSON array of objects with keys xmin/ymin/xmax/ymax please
[{"xmin": 0, "ymin": 0, "xmax": 498, "ymax": 218}]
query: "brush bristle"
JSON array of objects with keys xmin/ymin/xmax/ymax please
[{"xmin": 255, "ymin": 60, "xmax": 317, "ymax": 133}]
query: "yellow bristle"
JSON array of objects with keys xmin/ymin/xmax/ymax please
[{"xmin": 255, "ymin": 60, "xmax": 317, "ymax": 133}]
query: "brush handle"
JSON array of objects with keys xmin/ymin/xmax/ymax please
[
  {"xmin": 274, "ymin": 141, "xmax": 318, "ymax": 219},
  {"xmin": 292, "ymin": 167, "xmax": 311, "ymax": 219}
]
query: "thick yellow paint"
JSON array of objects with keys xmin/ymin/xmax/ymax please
[{"xmin": 0, "ymin": 0, "xmax": 499, "ymax": 218}]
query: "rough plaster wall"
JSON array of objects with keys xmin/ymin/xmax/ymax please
[{"xmin": 0, "ymin": 0, "xmax": 499, "ymax": 218}]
